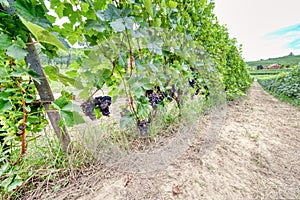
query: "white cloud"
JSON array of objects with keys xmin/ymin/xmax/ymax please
[{"xmin": 214, "ymin": 0, "xmax": 300, "ymax": 61}]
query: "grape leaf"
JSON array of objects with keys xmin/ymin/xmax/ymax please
[
  {"xmin": 61, "ymin": 110, "xmax": 84, "ymax": 126},
  {"xmin": 85, "ymin": 19, "xmax": 107, "ymax": 32},
  {"xmin": 123, "ymin": 17, "xmax": 134, "ymax": 30},
  {"xmin": 0, "ymin": 100, "xmax": 12, "ymax": 112},
  {"xmin": 110, "ymin": 18, "xmax": 125, "ymax": 32},
  {"xmin": 104, "ymin": 4, "xmax": 121, "ymax": 20},
  {"xmin": 169, "ymin": 1, "xmax": 177, "ymax": 8},
  {"xmin": 20, "ymin": 17, "xmax": 67, "ymax": 51},
  {"xmin": 6, "ymin": 44, "xmax": 28, "ymax": 60},
  {"xmin": 144, "ymin": 0, "xmax": 153, "ymax": 17},
  {"xmin": 0, "ymin": 34, "xmax": 12, "ymax": 50},
  {"xmin": 93, "ymin": 0, "xmax": 106, "ymax": 11},
  {"xmin": 14, "ymin": 0, "xmax": 51, "ymax": 28}
]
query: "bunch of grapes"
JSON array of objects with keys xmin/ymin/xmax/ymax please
[
  {"xmin": 145, "ymin": 85, "xmax": 178, "ymax": 108},
  {"xmin": 137, "ymin": 120, "xmax": 149, "ymax": 136},
  {"xmin": 189, "ymin": 79, "xmax": 200, "ymax": 95},
  {"xmin": 94, "ymin": 96, "xmax": 112, "ymax": 116},
  {"xmin": 146, "ymin": 90, "xmax": 165, "ymax": 108},
  {"xmin": 81, "ymin": 96, "xmax": 112, "ymax": 120}
]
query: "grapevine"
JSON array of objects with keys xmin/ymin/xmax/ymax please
[{"xmin": 0, "ymin": 53, "xmax": 47, "ymax": 157}]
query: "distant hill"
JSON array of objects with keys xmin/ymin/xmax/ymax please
[{"xmin": 246, "ymin": 54, "xmax": 300, "ymax": 67}]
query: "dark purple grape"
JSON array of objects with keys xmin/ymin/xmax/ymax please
[
  {"xmin": 138, "ymin": 120, "xmax": 149, "ymax": 136},
  {"xmin": 94, "ymin": 96, "xmax": 112, "ymax": 116},
  {"xmin": 18, "ymin": 125, "xmax": 24, "ymax": 130},
  {"xmin": 146, "ymin": 89, "xmax": 165, "ymax": 108}
]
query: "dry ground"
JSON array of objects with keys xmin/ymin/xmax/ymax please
[{"xmin": 34, "ymin": 81, "xmax": 300, "ymax": 200}]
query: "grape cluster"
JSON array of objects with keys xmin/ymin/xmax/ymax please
[
  {"xmin": 146, "ymin": 86, "xmax": 177, "ymax": 108},
  {"xmin": 137, "ymin": 120, "xmax": 149, "ymax": 136},
  {"xmin": 81, "ymin": 100, "xmax": 96, "ymax": 120},
  {"xmin": 189, "ymin": 79, "xmax": 200, "ymax": 95},
  {"xmin": 94, "ymin": 96, "xmax": 112, "ymax": 116},
  {"xmin": 81, "ymin": 96, "xmax": 112, "ymax": 120},
  {"xmin": 146, "ymin": 90, "xmax": 164, "ymax": 108}
]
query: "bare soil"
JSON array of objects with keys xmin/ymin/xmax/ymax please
[{"xmin": 33, "ymin": 81, "xmax": 300, "ymax": 199}]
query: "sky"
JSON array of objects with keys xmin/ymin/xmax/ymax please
[{"xmin": 214, "ymin": 0, "xmax": 300, "ymax": 61}]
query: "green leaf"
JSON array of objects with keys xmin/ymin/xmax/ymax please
[
  {"xmin": 93, "ymin": 0, "xmax": 106, "ymax": 10},
  {"xmin": 27, "ymin": 115, "xmax": 39, "ymax": 123},
  {"xmin": 7, "ymin": 178, "xmax": 23, "ymax": 192},
  {"xmin": 61, "ymin": 110, "xmax": 84, "ymax": 126},
  {"xmin": 94, "ymin": 108, "xmax": 102, "ymax": 119},
  {"xmin": 15, "ymin": 36, "xmax": 27, "ymax": 48},
  {"xmin": 85, "ymin": 19, "xmax": 107, "ymax": 32},
  {"xmin": 168, "ymin": 1, "xmax": 177, "ymax": 8},
  {"xmin": 14, "ymin": 0, "xmax": 52, "ymax": 28},
  {"xmin": 80, "ymin": 2, "xmax": 90, "ymax": 13},
  {"xmin": 0, "ymin": 34, "xmax": 12, "ymax": 50},
  {"xmin": 0, "ymin": 162, "xmax": 10, "ymax": 177},
  {"xmin": 144, "ymin": 0, "xmax": 153, "ymax": 17},
  {"xmin": 0, "ymin": 176, "xmax": 13, "ymax": 190},
  {"xmin": 72, "ymin": 111, "xmax": 85, "ymax": 125},
  {"xmin": 123, "ymin": 17, "xmax": 134, "ymax": 30},
  {"xmin": 44, "ymin": 65, "xmax": 75, "ymax": 86},
  {"xmin": 68, "ymin": 61, "xmax": 80, "ymax": 70},
  {"xmin": 63, "ymin": 3, "xmax": 74, "ymax": 16},
  {"xmin": 6, "ymin": 44, "xmax": 28, "ymax": 60},
  {"xmin": 154, "ymin": 18, "xmax": 161, "ymax": 27},
  {"xmin": 44, "ymin": 65, "xmax": 59, "ymax": 81},
  {"xmin": 110, "ymin": 18, "xmax": 125, "ymax": 32},
  {"xmin": 65, "ymin": 69, "xmax": 78, "ymax": 78},
  {"xmin": 104, "ymin": 4, "xmax": 121, "ymax": 20},
  {"xmin": 55, "ymin": 4, "xmax": 65, "ymax": 18},
  {"xmin": 147, "ymin": 40, "xmax": 163, "ymax": 55},
  {"xmin": 53, "ymin": 96, "xmax": 69, "ymax": 109},
  {"xmin": 61, "ymin": 102, "xmax": 81, "ymax": 112},
  {"xmin": 20, "ymin": 17, "xmax": 67, "ymax": 51}
]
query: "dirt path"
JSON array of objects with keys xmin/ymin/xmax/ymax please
[{"xmin": 39, "ymin": 81, "xmax": 300, "ymax": 200}]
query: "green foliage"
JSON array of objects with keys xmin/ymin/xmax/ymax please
[
  {"xmin": 0, "ymin": 132, "xmax": 95, "ymax": 199},
  {"xmin": 20, "ymin": 17, "xmax": 67, "ymax": 51},
  {"xmin": 0, "ymin": 0, "xmax": 252, "ymax": 144},
  {"xmin": 249, "ymin": 68, "xmax": 292, "ymax": 76},
  {"xmin": 246, "ymin": 54, "xmax": 300, "ymax": 67},
  {"xmin": 0, "ymin": 0, "xmax": 254, "ymax": 196},
  {"xmin": 45, "ymin": 0, "xmax": 252, "ymax": 125},
  {"xmin": 0, "ymin": 55, "xmax": 47, "ymax": 137},
  {"xmin": 258, "ymin": 65, "xmax": 300, "ymax": 106},
  {"xmin": 52, "ymin": 91, "xmax": 85, "ymax": 127}
]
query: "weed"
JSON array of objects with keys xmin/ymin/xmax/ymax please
[
  {"xmin": 0, "ymin": 129, "xmax": 96, "ymax": 199},
  {"xmin": 247, "ymin": 132, "xmax": 259, "ymax": 142}
]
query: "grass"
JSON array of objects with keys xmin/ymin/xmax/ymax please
[
  {"xmin": 246, "ymin": 54, "xmax": 300, "ymax": 67},
  {"xmin": 0, "ymin": 89, "xmax": 220, "ymax": 199},
  {"xmin": 248, "ymin": 68, "xmax": 293, "ymax": 80},
  {"xmin": 248, "ymin": 68, "xmax": 292, "ymax": 75},
  {"xmin": 80, "ymin": 95, "xmax": 207, "ymax": 155},
  {"xmin": 251, "ymin": 74, "xmax": 277, "ymax": 80},
  {"xmin": 0, "ymin": 130, "xmax": 96, "ymax": 200}
]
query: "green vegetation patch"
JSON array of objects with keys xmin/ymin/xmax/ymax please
[
  {"xmin": 246, "ymin": 54, "xmax": 300, "ymax": 67},
  {"xmin": 258, "ymin": 65, "xmax": 300, "ymax": 106}
]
